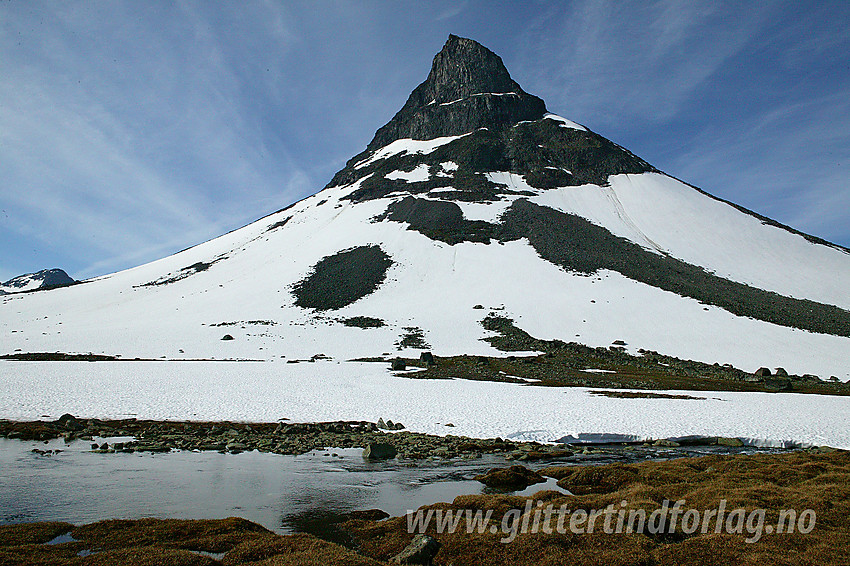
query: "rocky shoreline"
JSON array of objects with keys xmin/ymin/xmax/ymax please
[
  {"xmin": 1, "ymin": 415, "xmax": 823, "ymax": 463},
  {"xmin": 0, "ymin": 415, "xmax": 562, "ymax": 461}
]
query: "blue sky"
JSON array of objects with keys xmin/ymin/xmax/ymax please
[{"xmin": 1, "ymin": 1, "xmax": 849, "ymax": 281}]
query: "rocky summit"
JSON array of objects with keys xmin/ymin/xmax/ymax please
[
  {"xmin": 0, "ymin": 268, "xmax": 74, "ymax": 294},
  {"xmin": 1, "ymin": 35, "xmax": 849, "ymax": 382},
  {"xmin": 367, "ymin": 34, "xmax": 547, "ymax": 149}
]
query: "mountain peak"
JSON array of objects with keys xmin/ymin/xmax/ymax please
[
  {"xmin": 367, "ymin": 35, "xmax": 546, "ymax": 150},
  {"xmin": 424, "ymin": 34, "xmax": 520, "ymax": 102}
]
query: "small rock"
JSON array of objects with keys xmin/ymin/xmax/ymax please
[
  {"xmin": 221, "ymin": 334, "xmax": 234, "ymax": 341},
  {"xmin": 444, "ymin": 423, "xmax": 455, "ymax": 427},
  {"xmin": 391, "ymin": 534, "xmax": 440, "ymax": 565},
  {"xmin": 774, "ymin": 367, "xmax": 789, "ymax": 377},
  {"xmin": 754, "ymin": 367, "xmax": 771, "ymax": 377},
  {"xmin": 391, "ymin": 358, "xmax": 406, "ymax": 371},
  {"xmin": 653, "ymin": 439, "xmax": 681, "ymax": 447},
  {"xmin": 475, "ymin": 464, "xmax": 545, "ymax": 490},
  {"xmin": 717, "ymin": 437, "xmax": 744, "ymax": 447},
  {"xmin": 419, "ymin": 351, "xmax": 435, "ymax": 366},
  {"xmin": 363, "ymin": 442, "xmax": 397, "ymax": 460},
  {"xmin": 56, "ymin": 413, "xmax": 84, "ymax": 431},
  {"xmin": 377, "ymin": 418, "xmax": 388, "ymax": 430}
]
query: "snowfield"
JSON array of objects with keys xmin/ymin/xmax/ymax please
[
  {"xmin": 1, "ymin": 134, "xmax": 849, "ymax": 450},
  {"xmin": 1, "ymin": 360, "xmax": 848, "ymax": 449},
  {"xmin": 1, "ymin": 169, "xmax": 848, "ymax": 379}
]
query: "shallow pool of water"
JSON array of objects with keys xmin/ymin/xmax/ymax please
[{"xmin": 0, "ymin": 438, "xmax": 565, "ymax": 533}]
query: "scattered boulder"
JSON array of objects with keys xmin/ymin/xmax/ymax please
[
  {"xmin": 653, "ymin": 439, "xmax": 681, "ymax": 447},
  {"xmin": 419, "ymin": 351, "xmax": 436, "ymax": 366},
  {"xmin": 391, "ymin": 534, "xmax": 441, "ymax": 565},
  {"xmin": 475, "ymin": 464, "xmax": 545, "ymax": 490},
  {"xmin": 56, "ymin": 413, "xmax": 84, "ymax": 431},
  {"xmin": 717, "ymin": 437, "xmax": 744, "ymax": 447},
  {"xmin": 754, "ymin": 367, "xmax": 771, "ymax": 377},
  {"xmin": 221, "ymin": 334, "xmax": 234, "ymax": 341},
  {"xmin": 774, "ymin": 367, "xmax": 789, "ymax": 377},
  {"xmin": 377, "ymin": 418, "xmax": 388, "ymax": 430},
  {"xmin": 391, "ymin": 358, "xmax": 406, "ymax": 371},
  {"xmin": 363, "ymin": 442, "xmax": 397, "ymax": 460}
]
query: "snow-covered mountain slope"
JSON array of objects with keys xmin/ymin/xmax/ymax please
[
  {"xmin": 1, "ymin": 35, "xmax": 848, "ymax": 382},
  {"xmin": 0, "ymin": 268, "xmax": 75, "ymax": 294}
]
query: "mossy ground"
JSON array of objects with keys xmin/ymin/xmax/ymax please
[
  {"xmin": 0, "ymin": 517, "xmax": 380, "ymax": 566},
  {"xmin": 342, "ymin": 450, "xmax": 850, "ymax": 565}
]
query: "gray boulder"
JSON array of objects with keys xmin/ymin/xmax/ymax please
[
  {"xmin": 754, "ymin": 367, "xmax": 771, "ymax": 377},
  {"xmin": 391, "ymin": 358, "xmax": 406, "ymax": 371},
  {"xmin": 363, "ymin": 442, "xmax": 397, "ymax": 460},
  {"xmin": 391, "ymin": 534, "xmax": 440, "ymax": 565}
]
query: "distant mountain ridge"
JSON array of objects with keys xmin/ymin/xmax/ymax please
[{"xmin": 0, "ymin": 269, "xmax": 75, "ymax": 295}]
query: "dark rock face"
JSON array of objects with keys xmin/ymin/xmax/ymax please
[
  {"xmin": 755, "ymin": 367, "xmax": 772, "ymax": 377},
  {"xmin": 380, "ymin": 197, "xmax": 496, "ymax": 244},
  {"xmin": 369, "ymin": 35, "xmax": 546, "ymax": 150},
  {"xmin": 291, "ymin": 245, "xmax": 392, "ymax": 310},
  {"xmin": 1, "ymin": 268, "xmax": 75, "ymax": 292}
]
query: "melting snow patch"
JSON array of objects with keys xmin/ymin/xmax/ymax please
[
  {"xmin": 385, "ymin": 164, "xmax": 431, "ymax": 183},
  {"xmin": 544, "ymin": 113, "xmax": 587, "ymax": 131},
  {"xmin": 354, "ymin": 135, "xmax": 469, "ymax": 169}
]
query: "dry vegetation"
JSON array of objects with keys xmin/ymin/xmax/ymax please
[{"xmin": 344, "ymin": 449, "xmax": 850, "ymax": 565}]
